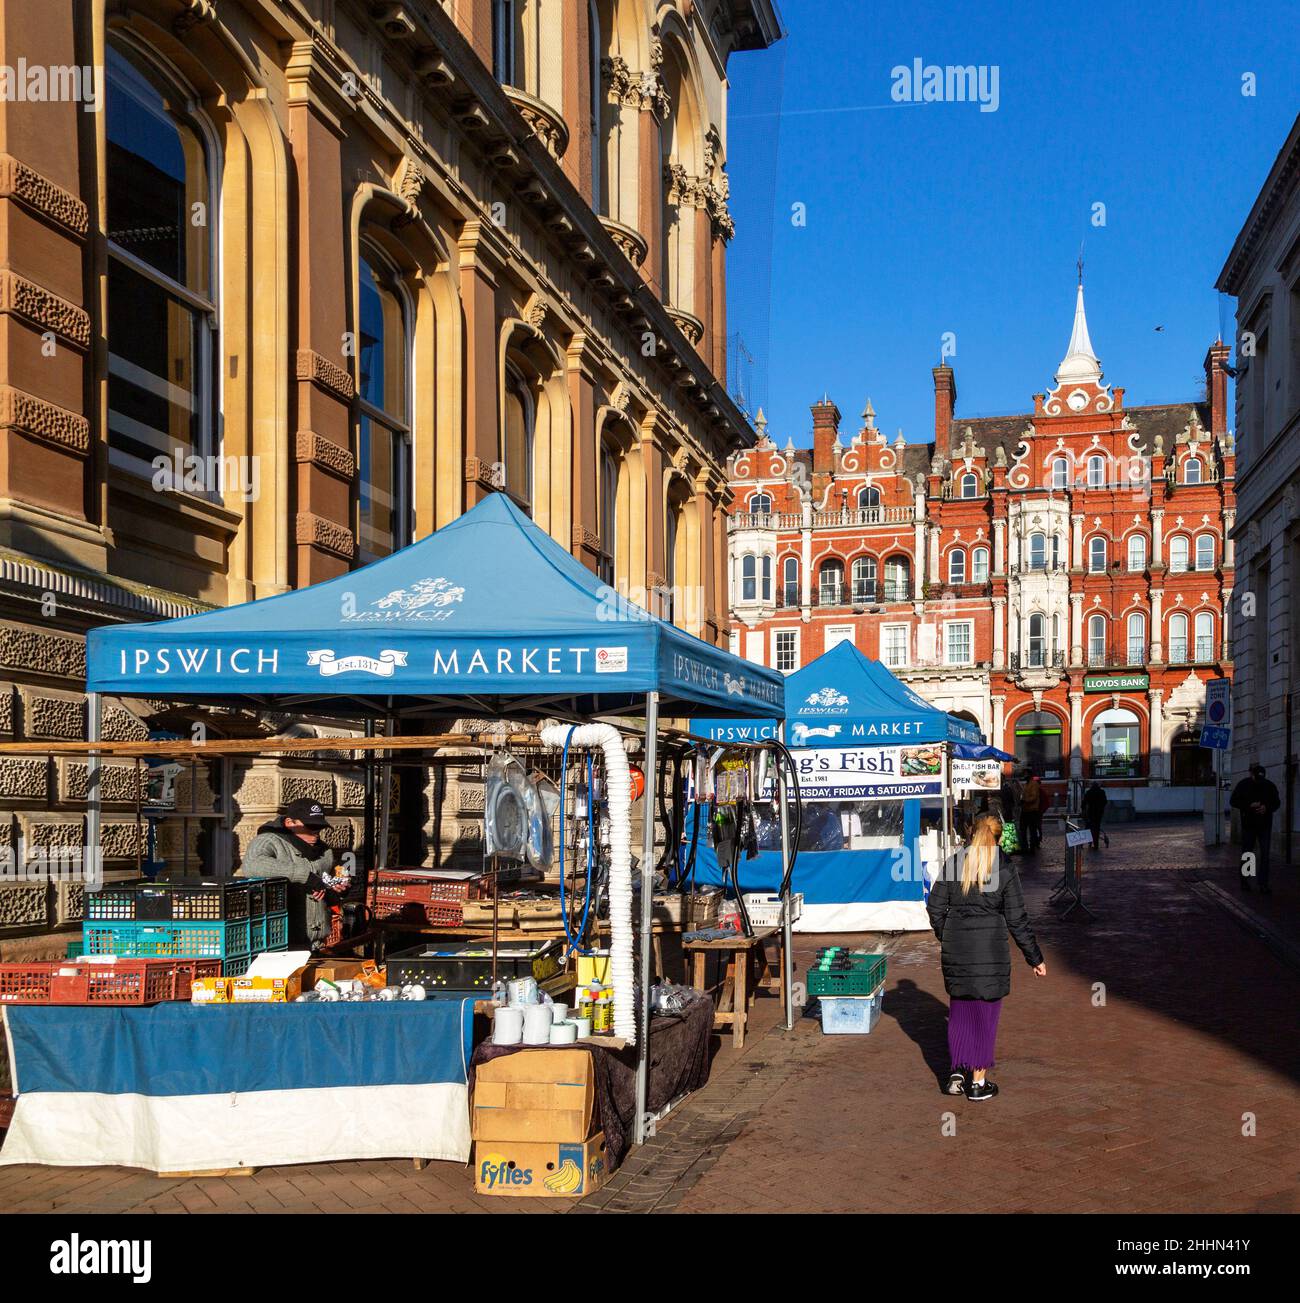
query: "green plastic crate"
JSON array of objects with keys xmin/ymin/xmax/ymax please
[{"xmin": 807, "ymin": 952, "xmax": 886, "ymax": 997}]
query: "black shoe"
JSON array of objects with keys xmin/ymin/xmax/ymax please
[
  {"xmin": 965, "ymin": 1079, "xmax": 999, "ymax": 1101},
  {"xmin": 945, "ymin": 1068, "xmax": 968, "ymax": 1096}
]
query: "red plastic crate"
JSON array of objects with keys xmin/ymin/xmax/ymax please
[
  {"xmin": 374, "ymin": 869, "xmax": 487, "ymax": 904},
  {"xmin": 372, "ymin": 895, "xmax": 463, "ymax": 927},
  {"xmin": 0, "ymin": 957, "xmax": 221, "ymax": 1005}
]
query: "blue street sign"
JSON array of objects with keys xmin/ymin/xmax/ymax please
[{"xmin": 1201, "ymin": 724, "xmax": 1231, "ymax": 751}]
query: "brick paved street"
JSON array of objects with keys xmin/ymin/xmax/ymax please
[{"xmin": 2, "ymin": 818, "xmax": 1297, "ymax": 1214}]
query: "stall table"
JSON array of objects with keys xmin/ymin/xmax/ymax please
[
  {"xmin": 0, "ymin": 1000, "xmax": 475, "ymax": 1173},
  {"xmin": 684, "ymin": 926, "xmax": 785, "ymax": 1049}
]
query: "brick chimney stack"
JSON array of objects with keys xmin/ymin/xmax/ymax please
[
  {"xmin": 1204, "ymin": 340, "xmax": 1231, "ymax": 437},
  {"xmin": 811, "ymin": 397, "xmax": 841, "ymax": 475},
  {"xmin": 933, "ymin": 365, "xmax": 956, "ymax": 446}
]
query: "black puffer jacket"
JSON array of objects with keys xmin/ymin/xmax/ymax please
[{"xmin": 927, "ymin": 851, "xmax": 1043, "ymax": 1000}]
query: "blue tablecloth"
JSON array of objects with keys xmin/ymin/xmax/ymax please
[{"xmin": 0, "ymin": 999, "xmax": 476, "ymax": 1170}]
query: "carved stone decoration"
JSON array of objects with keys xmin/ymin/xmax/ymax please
[
  {"xmin": 600, "ymin": 216, "xmax": 649, "ymax": 268},
  {"xmin": 295, "ymin": 512, "xmax": 356, "ymax": 560},
  {"xmin": 610, "ymin": 381, "xmax": 632, "ymax": 414},
  {"xmin": 0, "ymin": 384, "xmax": 89, "ymax": 455},
  {"xmin": 393, "ymin": 154, "xmax": 426, "ymax": 209},
  {"xmin": 0, "ymin": 268, "xmax": 90, "ymax": 348},
  {"xmin": 0, "ymin": 154, "xmax": 88, "ymax": 238},
  {"xmin": 173, "ymin": 0, "xmax": 216, "ymax": 37},
  {"xmin": 369, "ymin": 3, "xmax": 417, "ymax": 38},
  {"xmin": 295, "ymin": 430, "xmax": 356, "ymax": 480},
  {"xmin": 666, "ymin": 306, "xmax": 703, "ymax": 344},
  {"xmin": 503, "ymin": 86, "xmax": 570, "ymax": 160},
  {"xmin": 522, "ymin": 291, "xmax": 548, "ymax": 331},
  {"xmin": 572, "ymin": 524, "xmax": 601, "ymax": 553},
  {"xmin": 464, "ymin": 457, "xmax": 505, "ymax": 491},
  {"xmin": 295, "ymin": 348, "xmax": 356, "ymax": 402}
]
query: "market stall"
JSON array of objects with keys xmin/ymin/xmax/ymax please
[
  {"xmin": 0, "ymin": 493, "xmax": 786, "ymax": 1174},
  {"xmin": 691, "ymin": 641, "xmax": 983, "ymax": 931}
]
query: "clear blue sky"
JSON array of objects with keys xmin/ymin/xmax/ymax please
[{"xmin": 725, "ymin": 0, "xmax": 1300, "ymax": 447}]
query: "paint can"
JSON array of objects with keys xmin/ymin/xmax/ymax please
[{"xmin": 492, "ymin": 1005, "xmax": 524, "ymax": 1045}]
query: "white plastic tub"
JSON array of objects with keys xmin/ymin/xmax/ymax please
[{"xmin": 818, "ymin": 986, "xmax": 883, "ymax": 1035}]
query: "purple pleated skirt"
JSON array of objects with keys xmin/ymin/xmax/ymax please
[{"xmin": 947, "ymin": 997, "xmax": 1002, "ymax": 1070}]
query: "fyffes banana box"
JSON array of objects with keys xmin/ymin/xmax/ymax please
[{"xmin": 474, "ymin": 1134, "xmax": 608, "ymax": 1199}]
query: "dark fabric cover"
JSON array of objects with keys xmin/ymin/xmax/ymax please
[
  {"xmin": 470, "ymin": 996, "xmax": 712, "ymax": 1169},
  {"xmin": 927, "ymin": 854, "xmax": 1042, "ymax": 1001}
]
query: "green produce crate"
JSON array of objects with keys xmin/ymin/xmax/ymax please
[{"xmin": 807, "ymin": 952, "xmax": 886, "ymax": 997}]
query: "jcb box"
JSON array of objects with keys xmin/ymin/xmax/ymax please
[
  {"xmin": 472, "ymin": 1048, "xmax": 595, "ymax": 1143},
  {"xmin": 191, "ymin": 977, "xmax": 233, "ymax": 1005},
  {"xmin": 231, "ymin": 973, "xmax": 301, "ymax": 1003},
  {"xmin": 474, "ymin": 1133, "xmax": 608, "ymax": 1199}
]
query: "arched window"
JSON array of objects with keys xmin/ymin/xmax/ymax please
[
  {"xmin": 1052, "ymin": 534, "xmax": 1062, "ymax": 569},
  {"xmin": 1087, "ymin": 455, "xmax": 1105, "ymax": 488},
  {"xmin": 972, "ymin": 546, "xmax": 990, "ymax": 583},
  {"xmin": 781, "ymin": 556, "xmax": 799, "ymax": 607},
  {"xmin": 851, "ymin": 555, "xmax": 877, "ymax": 603},
  {"xmin": 858, "ymin": 485, "xmax": 881, "ymax": 510},
  {"xmin": 357, "ymin": 243, "xmax": 412, "ymax": 561},
  {"xmin": 948, "ymin": 549, "xmax": 966, "ymax": 584},
  {"xmin": 1195, "ymin": 534, "xmax": 1215, "ymax": 571},
  {"xmin": 819, "ymin": 558, "xmax": 844, "ymax": 606},
  {"xmin": 1126, "ymin": 612, "xmax": 1147, "ymax": 665},
  {"xmin": 1092, "ymin": 707, "xmax": 1142, "ymax": 778},
  {"xmin": 761, "ymin": 555, "xmax": 772, "ymax": 602},
  {"xmin": 1052, "ymin": 457, "xmax": 1069, "ymax": 490},
  {"xmin": 1127, "ymin": 534, "xmax": 1147, "ymax": 571},
  {"xmin": 884, "ymin": 555, "xmax": 910, "ymax": 601},
  {"xmin": 1028, "ymin": 532, "xmax": 1046, "ymax": 571},
  {"xmin": 106, "ymin": 42, "xmax": 217, "ymax": 475},
  {"xmin": 740, "ymin": 554, "xmax": 756, "ymax": 602},
  {"xmin": 1027, "ymin": 613, "xmax": 1046, "ymax": 667},
  {"xmin": 960, "ymin": 472, "xmax": 979, "ymax": 499},
  {"xmin": 598, "ymin": 443, "xmax": 618, "ymax": 585},
  {"xmin": 1087, "ymin": 614, "xmax": 1107, "ymax": 666},
  {"xmin": 1013, "ymin": 709, "xmax": 1063, "ymax": 778},
  {"xmin": 1168, "ymin": 613, "xmax": 1188, "ymax": 663},
  {"xmin": 1195, "ymin": 611, "xmax": 1215, "ymax": 662},
  {"xmin": 588, "ymin": 0, "xmax": 602, "ymax": 212},
  {"xmin": 502, "ymin": 363, "xmax": 535, "ymax": 515},
  {"xmin": 749, "ymin": 492, "xmax": 772, "ymax": 515},
  {"xmin": 1184, "ymin": 458, "xmax": 1202, "ymax": 484},
  {"xmin": 1089, "ymin": 536, "xmax": 1107, "ymax": 572},
  {"xmin": 1169, "ymin": 535, "xmax": 1189, "ymax": 572}
]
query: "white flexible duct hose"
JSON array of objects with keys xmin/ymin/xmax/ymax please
[{"xmin": 541, "ymin": 723, "xmax": 636, "ymax": 1044}]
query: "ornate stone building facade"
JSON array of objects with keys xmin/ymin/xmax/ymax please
[
  {"xmin": 0, "ymin": 0, "xmax": 782, "ymax": 952},
  {"xmin": 1217, "ymin": 110, "xmax": 1300, "ymax": 851},
  {"xmin": 728, "ymin": 285, "xmax": 1235, "ymax": 807}
]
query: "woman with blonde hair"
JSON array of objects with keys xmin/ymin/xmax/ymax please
[{"xmin": 927, "ymin": 813, "xmax": 1046, "ymax": 1100}]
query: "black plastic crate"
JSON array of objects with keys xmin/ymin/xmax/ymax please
[
  {"xmin": 385, "ymin": 940, "xmax": 562, "ymax": 992},
  {"xmin": 85, "ymin": 879, "xmax": 149, "ymax": 921},
  {"xmin": 252, "ymin": 877, "xmax": 288, "ymax": 915},
  {"xmin": 149, "ymin": 878, "xmax": 252, "ymax": 921}
]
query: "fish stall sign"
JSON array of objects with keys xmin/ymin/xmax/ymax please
[{"xmin": 788, "ymin": 745, "xmax": 944, "ymax": 802}]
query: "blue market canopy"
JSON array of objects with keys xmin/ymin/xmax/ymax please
[
  {"xmin": 86, "ymin": 494, "xmax": 785, "ymax": 722},
  {"xmin": 952, "ymin": 741, "xmax": 1015, "ymax": 762},
  {"xmin": 695, "ymin": 641, "xmax": 980, "ymax": 747}
]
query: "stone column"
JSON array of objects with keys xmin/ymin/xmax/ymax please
[
  {"xmin": 1147, "ymin": 688, "xmax": 1167, "ymax": 784},
  {"xmin": 1069, "ymin": 690, "xmax": 1084, "ymax": 781},
  {"xmin": 693, "ymin": 475, "xmax": 716, "ymax": 640},
  {"xmin": 1070, "ymin": 592, "xmax": 1083, "ymax": 665},
  {"xmin": 1071, "ymin": 512, "xmax": 1084, "ymax": 570},
  {"xmin": 458, "ymin": 220, "xmax": 508, "ymax": 506},
  {"xmin": 640, "ymin": 418, "xmax": 668, "ymax": 612},
  {"xmin": 287, "ymin": 43, "xmax": 356, "ymax": 583},
  {"xmin": 711, "ymin": 230, "xmax": 727, "ymax": 381},
  {"xmin": 993, "ymin": 519, "xmax": 1006, "ymax": 575},
  {"xmin": 1223, "ymin": 509, "xmax": 1236, "ymax": 569},
  {"xmin": 693, "ymin": 203, "xmax": 712, "ymax": 361},
  {"xmin": 1151, "ymin": 508, "xmax": 1164, "ymax": 567},
  {"xmin": 992, "ymin": 597, "xmax": 1006, "ymax": 670},
  {"xmin": 928, "ymin": 525, "xmax": 940, "ymax": 584},
  {"xmin": 1150, "ymin": 588, "xmax": 1164, "ymax": 662},
  {"xmin": 561, "ymin": 0, "xmax": 592, "ymax": 200},
  {"xmin": 1221, "ymin": 586, "xmax": 1233, "ymax": 660},
  {"xmin": 991, "ymin": 694, "xmax": 1006, "ymax": 752},
  {"xmin": 567, "ymin": 336, "xmax": 600, "ymax": 570},
  {"xmin": 638, "ymin": 83, "xmax": 665, "ymax": 295},
  {"xmin": 0, "ymin": 0, "xmax": 98, "ymax": 570},
  {"xmin": 913, "ymin": 518, "xmax": 926, "ymax": 599},
  {"xmin": 802, "ymin": 514, "xmax": 813, "ymax": 610}
]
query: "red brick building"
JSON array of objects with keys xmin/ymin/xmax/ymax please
[{"xmin": 726, "ymin": 285, "xmax": 1236, "ymax": 805}]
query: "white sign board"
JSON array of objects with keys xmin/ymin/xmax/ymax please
[
  {"xmin": 788, "ymin": 743, "xmax": 943, "ymax": 802},
  {"xmin": 1065, "ymin": 827, "xmax": 1095, "ymax": 848},
  {"xmin": 952, "ymin": 758, "xmax": 1001, "ymax": 796}
]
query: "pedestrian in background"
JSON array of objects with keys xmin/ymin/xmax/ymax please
[
  {"xmin": 927, "ymin": 813, "xmax": 1047, "ymax": 1101},
  {"xmin": 1230, "ymin": 763, "xmax": 1281, "ymax": 895},
  {"xmin": 999, "ymin": 764, "xmax": 1021, "ymax": 828},
  {"xmin": 1018, "ymin": 772, "xmax": 1044, "ymax": 853},
  {"xmin": 1082, "ymin": 781, "xmax": 1109, "ymax": 851}
]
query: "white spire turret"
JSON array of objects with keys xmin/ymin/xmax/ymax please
[{"xmin": 1054, "ymin": 281, "xmax": 1102, "ymax": 385}]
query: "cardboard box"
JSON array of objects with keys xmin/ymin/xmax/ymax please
[
  {"xmin": 231, "ymin": 975, "xmax": 298, "ymax": 1003},
  {"xmin": 472, "ymin": 1048, "xmax": 595, "ymax": 1143},
  {"xmin": 191, "ymin": 977, "xmax": 233, "ymax": 1005},
  {"xmin": 303, "ymin": 958, "xmax": 385, "ymax": 990},
  {"xmin": 474, "ymin": 1133, "xmax": 609, "ymax": 1198}
]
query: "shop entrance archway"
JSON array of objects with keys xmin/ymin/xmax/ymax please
[{"xmin": 1013, "ymin": 710, "xmax": 1064, "ymax": 779}]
